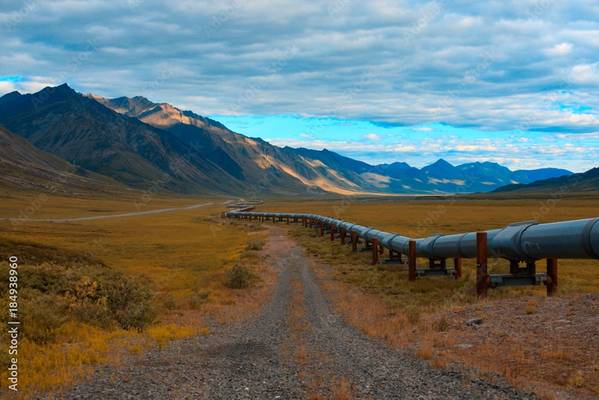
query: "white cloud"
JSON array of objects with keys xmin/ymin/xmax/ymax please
[
  {"xmin": 1, "ymin": 0, "xmax": 599, "ymax": 136},
  {"xmin": 0, "ymin": 81, "xmax": 16, "ymax": 94},
  {"xmin": 570, "ymin": 64, "xmax": 599, "ymax": 84},
  {"xmin": 363, "ymin": 133, "xmax": 381, "ymax": 141},
  {"xmin": 544, "ymin": 42, "xmax": 572, "ymax": 56}
]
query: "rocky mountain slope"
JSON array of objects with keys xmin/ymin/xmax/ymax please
[
  {"xmin": 0, "ymin": 84, "xmax": 574, "ymax": 195},
  {"xmin": 0, "ymin": 125, "xmax": 124, "ymax": 195},
  {"xmin": 494, "ymin": 167, "xmax": 599, "ymax": 194}
]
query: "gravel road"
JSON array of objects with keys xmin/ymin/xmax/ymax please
[
  {"xmin": 2, "ymin": 202, "xmax": 213, "ymax": 223},
  {"xmin": 58, "ymin": 229, "xmax": 533, "ymax": 399}
]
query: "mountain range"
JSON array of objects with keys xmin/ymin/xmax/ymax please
[
  {"xmin": 493, "ymin": 167, "xmax": 599, "ymax": 195},
  {"xmin": 0, "ymin": 125, "xmax": 124, "ymax": 195},
  {"xmin": 0, "ymin": 83, "xmax": 579, "ymax": 196}
]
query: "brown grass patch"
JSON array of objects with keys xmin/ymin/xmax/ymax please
[
  {"xmin": 0, "ymin": 194, "xmax": 275, "ymax": 396},
  {"xmin": 269, "ymin": 197, "xmax": 599, "ymax": 399}
]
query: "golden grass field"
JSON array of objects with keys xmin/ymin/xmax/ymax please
[
  {"xmin": 265, "ymin": 197, "xmax": 599, "ymax": 294},
  {"xmin": 261, "ymin": 197, "xmax": 599, "ymax": 398},
  {"xmin": 1, "ymin": 192, "xmax": 598, "ymax": 398},
  {"xmin": 0, "ymin": 192, "xmax": 268, "ymax": 397}
]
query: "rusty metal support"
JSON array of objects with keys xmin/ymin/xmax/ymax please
[
  {"xmin": 454, "ymin": 257, "xmax": 462, "ymax": 279},
  {"xmin": 372, "ymin": 239, "xmax": 380, "ymax": 265},
  {"xmin": 546, "ymin": 258, "xmax": 558, "ymax": 296},
  {"xmin": 340, "ymin": 230, "xmax": 346, "ymax": 244},
  {"xmin": 319, "ymin": 223, "xmax": 324, "ymax": 236},
  {"xmin": 476, "ymin": 231, "xmax": 489, "ymax": 297},
  {"xmin": 351, "ymin": 232, "xmax": 358, "ymax": 252},
  {"xmin": 408, "ymin": 240, "xmax": 416, "ymax": 281},
  {"xmin": 389, "ymin": 249, "xmax": 402, "ymax": 261}
]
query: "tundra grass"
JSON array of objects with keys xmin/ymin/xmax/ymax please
[
  {"xmin": 267, "ymin": 198, "xmax": 599, "ymax": 397},
  {"xmin": 267, "ymin": 198, "xmax": 599, "ymax": 298},
  {"xmin": 0, "ymin": 194, "xmax": 261, "ymax": 397}
]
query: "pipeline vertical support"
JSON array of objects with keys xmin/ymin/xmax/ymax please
[
  {"xmin": 319, "ymin": 223, "xmax": 324, "ymax": 236},
  {"xmin": 286, "ymin": 216, "xmax": 290, "ymax": 224},
  {"xmin": 351, "ymin": 232, "xmax": 358, "ymax": 252},
  {"xmin": 340, "ymin": 230, "xmax": 346, "ymax": 245},
  {"xmin": 408, "ymin": 240, "xmax": 416, "ymax": 281},
  {"xmin": 476, "ymin": 231, "xmax": 489, "ymax": 297},
  {"xmin": 454, "ymin": 257, "xmax": 462, "ymax": 279},
  {"xmin": 388, "ymin": 249, "xmax": 403, "ymax": 263},
  {"xmin": 372, "ymin": 239, "xmax": 380, "ymax": 265},
  {"xmin": 546, "ymin": 258, "xmax": 558, "ymax": 296},
  {"xmin": 330, "ymin": 226, "xmax": 335, "ymax": 241}
]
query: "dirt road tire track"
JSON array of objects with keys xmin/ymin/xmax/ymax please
[{"xmin": 58, "ymin": 228, "xmax": 533, "ymax": 399}]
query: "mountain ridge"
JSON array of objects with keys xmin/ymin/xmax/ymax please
[
  {"xmin": 0, "ymin": 84, "xmax": 576, "ymax": 196},
  {"xmin": 0, "ymin": 124, "xmax": 125, "ymax": 195},
  {"xmin": 493, "ymin": 167, "xmax": 599, "ymax": 194}
]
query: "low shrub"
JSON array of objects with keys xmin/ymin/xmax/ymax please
[
  {"xmin": 0, "ymin": 243, "xmax": 156, "ymax": 344},
  {"xmin": 21, "ymin": 291, "xmax": 69, "ymax": 344},
  {"xmin": 246, "ymin": 240, "xmax": 265, "ymax": 251},
  {"xmin": 104, "ymin": 278, "xmax": 155, "ymax": 330},
  {"xmin": 225, "ymin": 265, "xmax": 256, "ymax": 289}
]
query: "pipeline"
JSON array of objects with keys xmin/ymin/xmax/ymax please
[{"xmin": 226, "ymin": 211, "xmax": 599, "ymax": 262}]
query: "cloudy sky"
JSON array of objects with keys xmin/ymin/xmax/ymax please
[{"xmin": 1, "ymin": 0, "xmax": 598, "ymax": 171}]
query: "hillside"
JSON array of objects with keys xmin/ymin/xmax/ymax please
[
  {"xmin": 0, "ymin": 125, "xmax": 124, "ymax": 195},
  {"xmin": 93, "ymin": 92, "xmax": 571, "ymax": 194},
  {"xmin": 91, "ymin": 94, "xmax": 385, "ymax": 195},
  {"xmin": 494, "ymin": 167, "xmax": 599, "ymax": 195},
  {"xmin": 0, "ymin": 84, "xmax": 574, "ymax": 196}
]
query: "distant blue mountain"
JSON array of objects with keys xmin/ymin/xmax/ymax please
[{"xmin": 0, "ymin": 83, "xmax": 576, "ymax": 195}]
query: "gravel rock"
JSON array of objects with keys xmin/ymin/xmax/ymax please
[
  {"xmin": 53, "ymin": 233, "xmax": 533, "ymax": 400},
  {"xmin": 466, "ymin": 318, "xmax": 484, "ymax": 327}
]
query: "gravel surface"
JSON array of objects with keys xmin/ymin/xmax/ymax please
[{"xmin": 56, "ymin": 230, "xmax": 534, "ymax": 399}]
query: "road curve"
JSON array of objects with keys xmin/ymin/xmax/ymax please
[
  {"xmin": 2, "ymin": 202, "xmax": 213, "ymax": 223},
  {"xmin": 59, "ymin": 228, "xmax": 532, "ymax": 399}
]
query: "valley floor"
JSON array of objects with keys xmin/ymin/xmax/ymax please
[
  {"xmin": 2, "ymin": 195, "xmax": 598, "ymax": 399},
  {"xmin": 56, "ymin": 227, "xmax": 530, "ymax": 400}
]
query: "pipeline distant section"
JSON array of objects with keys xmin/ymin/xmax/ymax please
[{"xmin": 226, "ymin": 211, "xmax": 599, "ymax": 261}]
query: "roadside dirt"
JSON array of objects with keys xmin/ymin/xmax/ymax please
[
  {"xmin": 57, "ymin": 227, "xmax": 532, "ymax": 399},
  {"xmin": 308, "ymin": 238, "xmax": 599, "ymax": 399}
]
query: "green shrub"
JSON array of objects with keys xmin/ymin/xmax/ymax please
[
  {"xmin": 225, "ymin": 265, "xmax": 255, "ymax": 289},
  {"xmin": 21, "ymin": 291, "xmax": 69, "ymax": 344},
  {"xmin": 246, "ymin": 240, "xmax": 265, "ymax": 251},
  {"xmin": 0, "ymin": 241, "xmax": 157, "ymax": 340},
  {"xmin": 103, "ymin": 278, "xmax": 155, "ymax": 330}
]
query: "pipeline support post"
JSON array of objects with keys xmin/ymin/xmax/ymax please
[
  {"xmin": 476, "ymin": 231, "xmax": 489, "ymax": 297},
  {"xmin": 372, "ymin": 239, "xmax": 380, "ymax": 265},
  {"xmin": 454, "ymin": 257, "xmax": 462, "ymax": 279},
  {"xmin": 387, "ymin": 249, "xmax": 403, "ymax": 263},
  {"xmin": 546, "ymin": 258, "xmax": 558, "ymax": 296},
  {"xmin": 408, "ymin": 240, "xmax": 416, "ymax": 281},
  {"xmin": 351, "ymin": 232, "xmax": 358, "ymax": 252},
  {"xmin": 340, "ymin": 230, "xmax": 346, "ymax": 245},
  {"xmin": 330, "ymin": 226, "xmax": 336, "ymax": 241}
]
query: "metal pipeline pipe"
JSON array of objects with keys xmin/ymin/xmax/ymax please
[{"xmin": 226, "ymin": 211, "xmax": 599, "ymax": 261}]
